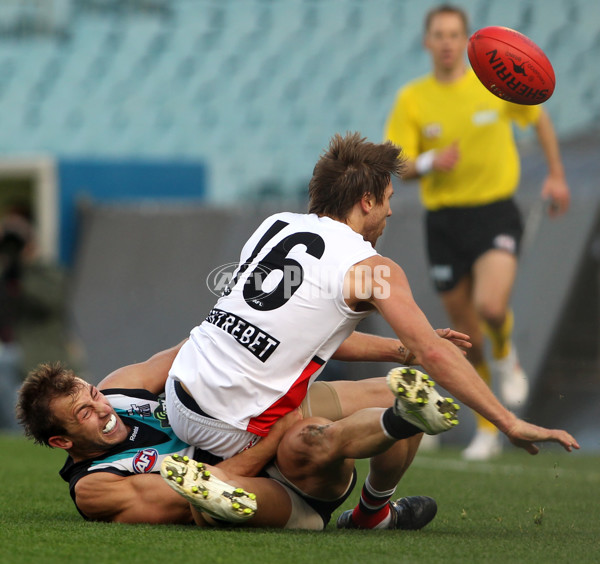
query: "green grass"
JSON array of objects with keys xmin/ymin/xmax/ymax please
[{"xmin": 1, "ymin": 433, "xmax": 598, "ymax": 564}]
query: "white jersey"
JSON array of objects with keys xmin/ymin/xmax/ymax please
[{"xmin": 169, "ymin": 212, "xmax": 378, "ymax": 435}]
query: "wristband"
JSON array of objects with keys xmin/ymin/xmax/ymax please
[{"xmin": 415, "ymin": 150, "xmax": 435, "ymax": 175}]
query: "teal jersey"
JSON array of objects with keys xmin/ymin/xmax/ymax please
[{"xmin": 59, "ymin": 388, "xmax": 220, "ymax": 520}]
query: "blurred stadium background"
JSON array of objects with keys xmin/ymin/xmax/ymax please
[{"xmin": 1, "ymin": 0, "xmax": 598, "ymax": 449}]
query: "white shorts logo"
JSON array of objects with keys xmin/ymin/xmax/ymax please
[
  {"xmin": 493, "ymin": 234, "xmax": 516, "ymax": 254},
  {"xmin": 430, "ymin": 265, "xmax": 453, "ymax": 282}
]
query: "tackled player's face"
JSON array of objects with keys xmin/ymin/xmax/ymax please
[
  {"xmin": 424, "ymin": 12, "xmax": 468, "ymax": 72},
  {"xmin": 50, "ymin": 379, "xmax": 129, "ymax": 458}
]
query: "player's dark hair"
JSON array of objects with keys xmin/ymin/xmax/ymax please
[
  {"xmin": 424, "ymin": 4, "xmax": 469, "ymax": 35},
  {"xmin": 308, "ymin": 132, "xmax": 405, "ymax": 220},
  {"xmin": 16, "ymin": 363, "xmax": 82, "ymax": 446}
]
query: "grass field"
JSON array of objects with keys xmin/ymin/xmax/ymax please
[{"xmin": 1, "ymin": 433, "xmax": 598, "ymax": 564}]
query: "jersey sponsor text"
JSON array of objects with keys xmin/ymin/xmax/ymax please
[{"xmin": 205, "ymin": 308, "xmax": 280, "ymax": 362}]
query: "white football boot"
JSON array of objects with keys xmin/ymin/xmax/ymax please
[
  {"xmin": 493, "ymin": 345, "xmax": 529, "ymax": 409},
  {"xmin": 387, "ymin": 367, "xmax": 460, "ymax": 435},
  {"xmin": 462, "ymin": 428, "xmax": 502, "ymax": 461},
  {"xmin": 161, "ymin": 454, "xmax": 257, "ymax": 523}
]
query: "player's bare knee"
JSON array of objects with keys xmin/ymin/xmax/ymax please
[
  {"xmin": 296, "ymin": 417, "xmax": 333, "ymax": 449},
  {"xmin": 476, "ymin": 299, "xmax": 505, "ymax": 326},
  {"xmin": 279, "ymin": 417, "xmax": 335, "ymax": 466}
]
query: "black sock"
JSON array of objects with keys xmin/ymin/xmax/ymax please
[{"xmin": 381, "ymin": 407, "xmax": 422, "ymax": 440}]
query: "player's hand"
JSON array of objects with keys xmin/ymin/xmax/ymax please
[
  {"xmin": 433, "ymin": 141, "xmax": 460, "ymax": 172},
  {"xmin": 403, "ymin": 328, "xmax": 471, "ymax": 365},
  {"xmin": 541, "ymin": 173, "xmax": 570, "ymax": 217},
  {"xmin": 435, "ymin": 327, "xmax": 471, "ymax": 356},
  {"xmin": 268, "ymin": 408, "xmax": 303, "ymax": 441},
  {"xmin": 217, "ymin": 410, "xmax": 303, "ymax": 477},
  {"xmin": 505, "ymin": 418, "xmax": 580, "ymax": 455}
]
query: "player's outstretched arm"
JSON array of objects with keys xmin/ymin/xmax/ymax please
[
  {"xmin": 332, "ymin": 328, "xmax": 470, "ymax": 365},
  {"xmin": 345, "ymin": 255, "xmax": 580, "ymax": 454}
]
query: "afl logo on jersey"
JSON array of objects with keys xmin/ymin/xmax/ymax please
[{"xmin": 132, "ymin": 448, "xmax": 159, "ymax": 473}]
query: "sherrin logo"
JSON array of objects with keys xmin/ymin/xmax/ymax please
[
  {"xmin": 485, "ymin": 49, "xmax": 549, "ymax": 102},
  {"xmin": 132, "ymin": 448, "xmax": 159, "ymax": 473}
]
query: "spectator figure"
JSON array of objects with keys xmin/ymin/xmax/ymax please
[{"xmin": 0, "ymin": 206, "xmax": 83, "ymax": 428}]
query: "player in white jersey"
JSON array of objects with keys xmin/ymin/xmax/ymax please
[
  {"xmin": 168, "ymin": 211, "xmax": 379, "ymax": 456},
  {"xmin": 165, "ymin": 131, "xmax": 578, "ymax": 530}
]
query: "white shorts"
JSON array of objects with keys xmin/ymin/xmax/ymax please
[
  {"xmin": 165, "ymin": 376, "xmax": 261, "ymax": 459},
  {"xmin": 264, "ymin": 464, "xmax": 326, "ymax": 530},
  {"xmin": 265, "ymin": 463, "xmax": 356, "ymax": 530}
]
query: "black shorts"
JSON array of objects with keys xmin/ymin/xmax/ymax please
[{"xmin": 426, "ymin": 198, "xmax": 523, "ymax": 293}]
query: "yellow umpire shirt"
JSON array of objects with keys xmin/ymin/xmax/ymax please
[{"xmin": 385, "ymin": 68, "xmax": 541, "ymax": 211}]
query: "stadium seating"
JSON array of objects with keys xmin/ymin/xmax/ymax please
[
  {"xmin": 1, "ymin": 0, "xmax": 591, "ymax": 449},
  {"xmin": 0, "ymin": 0, "xmax": 598, "ymax": 200}
]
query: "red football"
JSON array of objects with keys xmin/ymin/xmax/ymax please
[{"xmin": 467, "ymin": 26, "xmax": 555, "ymax": 105}]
